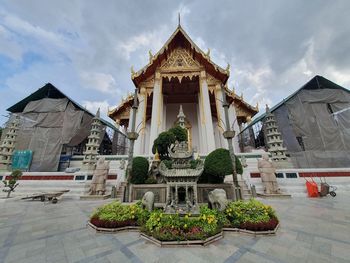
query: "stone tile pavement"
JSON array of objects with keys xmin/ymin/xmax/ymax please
[{"xmin": 0, "ymin": 193, "xmax": 350, "ymax": 263}]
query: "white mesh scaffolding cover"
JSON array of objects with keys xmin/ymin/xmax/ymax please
[
  {"xmin": 15, "ymin": 98, "xmax": 95, "ymax": 171},
  {"xmin": 278, "ymin": 88, "xmax": 350, "ymax": 168}
]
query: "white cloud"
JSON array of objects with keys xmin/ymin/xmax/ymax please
[
  {"xmin": 118, "ymin": 27, "xmax": 168, "ymax": 61},
  {"xmin": 82, "ymin": 100, "xmax": 111, "ymax": 120},
  {"xmin": 79, "ymin": 72, "xmax": 120, "ymax": 94}
]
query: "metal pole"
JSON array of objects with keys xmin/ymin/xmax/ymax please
[
  {"xmin": 221, "ymin": 84, "xmax": 242, "ymax": 200},
  {"xmin": 125, "ymin": 88, "xmax": 139, "ymax": 202}
]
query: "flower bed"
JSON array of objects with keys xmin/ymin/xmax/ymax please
[
  {"xmin": 224, "ymin": 199, "xmax": 279, "ymax": 231},
  {"xmin": 89, "ymin": 199, "xmax": 279, "ymax": 243}
]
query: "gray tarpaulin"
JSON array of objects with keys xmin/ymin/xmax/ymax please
[
  {"xmin": 279, "ymin": 88, "xmax": 350, "ymax": 168},
  {"xmin": 14, "ymin": 98, "xmax": 103, "ymax": 172}
]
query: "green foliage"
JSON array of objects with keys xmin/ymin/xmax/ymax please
[
  {"xmin": 200, "ymin": 148, "xmax": 243, "ymax": 183},
  {"xmin": 144, "ymin": 177, "xmax": 157, "ymax": 184},
  {"xmin": 91, "ymin": 201, "xmax": 150, "ymax": 225},
  {"xmin": 190, "ymin": 159, "xmax": 202, "ymax": 169},
  {"xmin": 224, "ymin": 199, "xmax": 277, "ymax": 227},
  {"xmin": 162, "ymin": 159, "xmax": 173, "ymax": 169},
  {"xmin": 152, "ymin": 131, "xmax": 176, "ymax": 159},
  {"xmin": 2, "ymin": 169, "xmax": 22, "ymax": 198},
  {"xmin": 91, "ymin": 199, "xmax": 279, "ymax": 240},
  {"xmin": 130, "ymin": 157, "xmax": 149, "ymax": 184},
  {"xmin": 152, "ymin": 126, "xmax": 187, "ymax": 160},
  {"xmin": 168, "ymin": 126, "xmax": 187, "ymax": 142}
]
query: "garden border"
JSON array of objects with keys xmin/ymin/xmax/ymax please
[
  {"xmin": 222, "ymin": 223, "xmax": 279, "ymax": 236},
  {"xmin": 139, "ymin": 232, "xmax": 223, "ymax": 247},
  {"xmin": 88, "ymin": 221, "xmax": 279, "ymax": 245},
  {"xmin": 87, "ymin": 221, "xmax": 140, "ymax": 233}
]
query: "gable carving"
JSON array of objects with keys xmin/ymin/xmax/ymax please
[{"xmin": 161, "ymin": 48, "xmax": 200, "ymax": 71}]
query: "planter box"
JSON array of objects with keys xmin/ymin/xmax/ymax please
[
  {"xmin": 88, "ymin": 221, "xmax": 140, "ymax": 233},
  {"xmin": 140, "ymin": 232, "xmax": 223, "ymax": 247},
  {"xmin": 223, "ymin": 223, "xmax": 279, "ymax": 236}
]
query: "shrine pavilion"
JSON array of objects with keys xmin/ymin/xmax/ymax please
[{"xmin": 108, "ymin": 24, "xmax": 258, "ymax": 156}]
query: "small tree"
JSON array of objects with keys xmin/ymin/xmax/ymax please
[
  {"xmin": 152, "ymin": 126, "xmax": 187, "ymax": 160},
  {"xmin": 2, "ymin": 169, "xmax": 22, "ymax": 198},
  {"xmin": 168, "ymin": 126, "xmax": 187, "ymax": 142}
]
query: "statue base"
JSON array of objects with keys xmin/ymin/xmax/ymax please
[
  {"xmin": 257, "ymin": 193, "xmax": 291, "ymax": 198},
  {"xmin": 80, "ymin": 194, "xmax": 111, "ymax": 200}
]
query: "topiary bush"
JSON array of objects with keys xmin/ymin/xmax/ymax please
[
  {"xmin": 152, "ymin": 126, "xmax": 187, "ymax": 160},
  {"xmin": 168, "ymin": 126, "xmax": 187, "ymax": 142},
  {"xmin": 130, "ymin": 156, "xmax": 149, "ymax": 184},
  {"xmin": 200, "ymin": 148, "xmax": 243, "ymax": 183}
]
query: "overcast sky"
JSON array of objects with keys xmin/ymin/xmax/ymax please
[{"xmin": 0, "ymin": 0, "xmax": 350, "ymax": 125}]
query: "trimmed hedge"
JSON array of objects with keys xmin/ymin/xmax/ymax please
[
  {"xmin": 200, "ymin": 148, "xmax": 243, "ymax": 183},
  {"xmin": 130, "ymin": 157, "xmax": 149, "ymax": 184}
]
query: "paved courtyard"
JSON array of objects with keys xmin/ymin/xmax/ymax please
[{"xmin": 0, "ymin": 194, "xmax": 350, "ymax": 263}]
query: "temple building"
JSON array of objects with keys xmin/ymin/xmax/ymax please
[{"xmin": 108, "ymin": 25, "xmax": 258, "ymax": 156}]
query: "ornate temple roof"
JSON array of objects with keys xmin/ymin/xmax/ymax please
[
  {"xmin": 109, "ymin": 25, "xmax": 259, "ymax": 125},
  {"xmin": 131, "ymin": 25, "xmax": 230, "ymax": 86}
]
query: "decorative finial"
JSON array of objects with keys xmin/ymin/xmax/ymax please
[
  {"xmin": 265, "ymin": 104, "xmax": 270, "ymax": 113},
  {"xmin": 96, "ymin": 108, "xmax": 100, "ymax": 118},
  {"xmin": 148, "ymin": 50, "xmax": 153, "ymax": 62},
  {"xmin": 178, "ymin": 12, "xmax": 181, "ymax": 26},
  {"xmin": 206, "ymin": 48, "xmax": 211, "ymax": 59},
  {"xmin": 226, "ymin": 63, "xmax": 230, "ymax": 73},
  {"xmin": 240, "ymin": 92, "xmax": 243, "ymax": 99},
  {"xmin": 256, "ymin": 101, "xmax": 259, "ymax": 109},
  {"xmin": 131, "ymin": 66, "xmax": 135, "ymax": 77}
]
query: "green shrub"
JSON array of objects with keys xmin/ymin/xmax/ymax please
[
  {"xmin": 200, "ymin": 148, "xmax": 243, "ymax": 183},
  {"xmin": 152, "ymin": 126, "xmax": 187, "ymax": 160},
  {"xmin": 130, "ymin": 157, "xmax": 149, "ymax": 184},
  {"xmin": 152, "ymin": 131, "xmax": 176, "ymax": 159},
  {"xmin": 168, "ymin": 126, "xmax": 187, "ymax": 142},
  {"xmin": 224, "ymin": 199, "xmax": 277, "ymax": 227},
  {"xmin": 145, "ymin": 177, "xmax": 157, "ymax": 184},
  {"xmin": 162, "ymin": 159, "xmax": 173, "ymax": 169}
]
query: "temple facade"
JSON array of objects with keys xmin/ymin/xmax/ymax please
[{"xmin": 109, "ymin": 25, "xmax": 258, "ymax": 156}]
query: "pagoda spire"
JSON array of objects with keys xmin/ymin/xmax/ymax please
[
  {"xmin": 0, "ymin": 115, "xmax": 20, "ymax": 171},
  {"xmin": 82, "ymin": 111, "xmax": 102, "ymax": 172}
]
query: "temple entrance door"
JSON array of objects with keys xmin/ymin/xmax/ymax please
[{"xmin": 178, "ymin": 187, "xmax": 186, "ymax": 204}]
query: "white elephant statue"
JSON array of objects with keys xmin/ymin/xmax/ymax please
[
  {"xmin": 208, "ymin": 189, "xmax": 228, "ymax": 211},
  {"xmin": 141, "ymin": 191, "xmax": 155, "ymax": 212}
]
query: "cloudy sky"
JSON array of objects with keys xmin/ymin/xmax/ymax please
[{"xmin": 0, "ymin": 0, "xmax": 350, "ymax": 125}]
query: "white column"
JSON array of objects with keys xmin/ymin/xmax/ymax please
[
  {"xmin": 149, "ymin": 72, "xmax": 162, "ymax": 156},
  {"xmin": 134, "ymin": 87, "xmax": 147, "ymax": 155},
  {"xmin": 197, "ymin": 95, "xmax": 207, "ymax": 154},
  {"xmin": 229, "ymin": 104, "xmax": 241, "ymax": 153},
  {"xmin": 215, "ymin": 84, "xmax": 228, "ymax": 149},
  {"xmin": 199, "ymin": 71, "xmax": 216, "ymax": 153}
]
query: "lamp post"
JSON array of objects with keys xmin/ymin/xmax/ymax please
[
  {"xmin": 221, "ymin": 84, "xmax": 242, "ymax": 200},
  {"xmin": 125, "ymin": 88, "xmax": 139, "ymax": 202}
]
